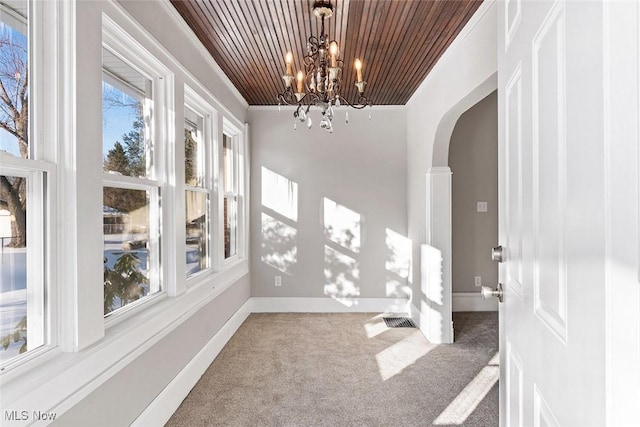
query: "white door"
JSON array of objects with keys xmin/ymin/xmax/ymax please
[{"xmin": 497, "ymin": 1, "xmax": 617, "ymax": 425}]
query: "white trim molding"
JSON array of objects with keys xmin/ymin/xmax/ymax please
[
  {"xmin": 452, "ymin": 292, "xmax": 498, "ymax": 312},
  {"xmin": 250, "ymin": 297, "xmax": 410, "ymax": 314},
  {"xmin": 132, "ymin": 299, "xmax": 252, "ymax": 427}
]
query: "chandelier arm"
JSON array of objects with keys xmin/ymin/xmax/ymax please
[
  {"xmin": 276, "ymin": 88, "xmax": 300, "ymax": 105},
  {"xmin": 336, "ymin": 94, "xmax": 371, "ymax": 109},
  {"xmin": 297, "ymin": 91, "xmax": 322, "ymax": 106},
  {"xmin": 307, "ymin": 36, "xmax": 319, "ymax": 56}
]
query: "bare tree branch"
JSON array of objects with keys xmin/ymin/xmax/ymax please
[
  {"xmin": 0, "ymin": 74, "xmax": 18, "ymax": 118},
  {"xmin": 0, "ymin": 120, "xmax": 20, "ymax": 140},
  {"xmin": 19, "ymin": 67, "xmax": 28, "ymax": 101}
]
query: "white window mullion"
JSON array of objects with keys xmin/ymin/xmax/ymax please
[
  {"xmin": 26, "ymin": 170, "xmax": 45, "ymax": 351},
  {"xmin": 148, "ymin": 185, "xmax": 161, "ymax": 294},
  {"xmin": 160, "ymin": 76, "xmax": 177, "ymax": 296},
  {"xmin": 214, "ymin": 115, "xmax": 225, "ymax": 270},
  {"xmin": 240, "ymin": 123, "xmax": 249, "ymax": 260}
]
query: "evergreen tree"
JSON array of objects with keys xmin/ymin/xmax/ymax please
[
  {"xmin": 122, "ymin": 116, "xmax": 146, "ymax": 177},
  {"xmin": 104, "ymin": 253, "xmax": 148, "ymax": 314},
  {"xmin": 185, "ymin": 129, "xmax": 197, "ymax": 186},
  {"xmin": 103, "ymin": 141, "xmax": 129, "ymax": 174},
  {"xmin": 103, "ymin": 113, "xmax": 147, "ymax": 213}
]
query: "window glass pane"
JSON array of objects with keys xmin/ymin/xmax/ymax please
[
  {"xmin": 186, "ymin": 190, "xmax": 208, "ymax": 276},
  {"xmin": 103, "ymin": 187, "xmax": 156, "ymax": 315},
  {"xmin": 224, "ymin": 196, "xmax": 237, "ymax": 258},
  {"xmin": 222, "ymin": 134, "xmax": 234, "ymax": 193},
  {"xmin": 0, "ymin": 1, "xmax": 29, "ymax": 159},
  {"xmin": 102, "ymin": 48, "xmax": 151, "ymax": 178},
  {"xmin": 1, "ymin": 174, "xmax": 41, "ymax": 363},
  {"xmin": 185, "ymin": 107, "xmax": 204, "ymax": 187}
]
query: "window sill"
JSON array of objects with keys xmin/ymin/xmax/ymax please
[{"xmin": 0, "ymin": 258, "xmax": 248, "ymax": 418}]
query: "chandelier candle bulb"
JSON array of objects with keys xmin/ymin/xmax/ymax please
[
  {"xmin": 296, "ymin": 70, "xmax": 304, "ymax": 93},
  {"xmin": 329, "ymin": 42, "xmax": 338, "ymax": 68},
  {"xmin": 285, "ymin": 52, "xmax": 293, "ymax": 75},
  {"xmin": 355, "ymin": 58, "xmax": 363, "ymax": 83}
]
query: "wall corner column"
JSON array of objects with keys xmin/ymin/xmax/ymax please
[{"xmin": 421, "ymin": 166, "xmax": 453, "ymax": 344}]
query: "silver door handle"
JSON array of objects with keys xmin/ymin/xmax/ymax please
[
  {"xmin": 481, "ymin": 283, "xmax": 504, "ymax": 303},
  {"xmin": 491, "ymin": 245, "xmax": 504, "ymax": 262}
]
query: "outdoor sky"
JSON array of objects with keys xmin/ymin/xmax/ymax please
[
  {"xmin": 101, "ymin": 80, "xmax": 141, "ymax": 159},
  {"xmin": 0, "ymin": 20, "xmax": 139, "ymax": 159},
  {"xmin": 0, "ymin": 20, "xmax": 24, "ymax": 157},
  {"xmin": 0, "ymin": 83, "xmax": 139, "ymax": 160}
]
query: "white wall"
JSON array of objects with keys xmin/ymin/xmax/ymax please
[
  {"xmin": 406, "ymin": 0, "xmax": 497, "ymax": 339},
  {"xmin": 248, "ymin": 107, "xmax": 409, "ymax": 305}
]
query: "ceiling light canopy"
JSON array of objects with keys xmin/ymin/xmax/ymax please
[{"xmin": 277, "ymin": 0, "xmax": 372, "ymax": 132}]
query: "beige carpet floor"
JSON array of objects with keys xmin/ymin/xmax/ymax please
[{"xmin": 166, "ymin": 312, "xmax": 498, "ymax": 427}]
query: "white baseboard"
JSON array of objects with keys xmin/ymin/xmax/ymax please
[
  {"xmin": 452, "ymin": 292, "xmax": 498, "ymax": 312},
  {"xmin": 131, "ymin": 299, "xmax": 252, "ymax": 427},
  {"xmin": 250, "ymin": 297, "xmax": 410, "ymax": 313}
]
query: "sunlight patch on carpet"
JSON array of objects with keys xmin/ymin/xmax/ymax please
[
  {"xmin": 364, "ymin": 314, "xmax": 388, "ymax": 338},
  {"xmin": 375, "ymin": 332, "xmax": 433, "ymax": 381},
  {"xmin": 432, "ymin": 353, "xmax": 499, "ymax": 425}
]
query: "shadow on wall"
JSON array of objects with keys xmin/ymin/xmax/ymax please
[
  {"xmin": 260, "ymin": 166, "xmax": 413, "ymax": 305},
  {"xmin": 385, "ymin": 228, "xmax": 412, "ymax": 300},
  {"xmin": 419, "ymin": 244, "xmax": 446, "ymax": 338},
  {"xmin": 323, "ymin": 197, "xmax": 362, "ymax": 306},
  {"xmin": 261, "ymin": 167, "xmax": 299, "ymax": 276},
  {"xmin": 261, "ymin": 213, "xmax": 297, "ymax": 276}
]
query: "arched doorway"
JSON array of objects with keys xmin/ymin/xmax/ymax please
[{"xmin": 422, "ymin": 73, "xmax": 496, "ymax": 344}]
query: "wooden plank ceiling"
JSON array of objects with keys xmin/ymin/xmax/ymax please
[{"xmin": 170, "ymin": 0, "xmax": 483, "ymax": 105}]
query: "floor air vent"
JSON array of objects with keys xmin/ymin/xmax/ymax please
[{"xmin": 383, "ymin": 317, "xmax": 417, "ymax": 328}]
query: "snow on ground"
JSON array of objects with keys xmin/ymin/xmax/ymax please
[{"xmin": 1, "ymin": 233, "xmax": 205, "ymax": 363}]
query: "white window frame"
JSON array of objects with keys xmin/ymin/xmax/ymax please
[
  {"xmin": 183, "ymin": 85, "xmax": 217, "ymax": 282},
  {"xmin": 0, "ymin": 161, "xmax": 54, "ymax": 370},
  {"xmin": 101, "ymin": 15, "xmax": 173, "ymax": 325},
  {"xmin": 1, "ymin": 0, "xmax": 251, "ymax": 414},
  {"xmin": 218, "ymin": 118, "xmax": 246, "ymax": 267},
  {"xmin": 0, "ymin": 0, "xmax": 58, "ymax": 371}
]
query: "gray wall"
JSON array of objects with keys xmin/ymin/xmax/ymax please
[
  {"xmin": 249, "ymin": 107, "xmax": 409, "ymax": 300},
  {"xmin": 449, "ymin": 91, "xmax": 498, "ymax": 293}
]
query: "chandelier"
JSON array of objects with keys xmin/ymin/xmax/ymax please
[{"xmin": 276, "ymin": 0, "xmax": 372, "ymax": 132}]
